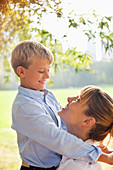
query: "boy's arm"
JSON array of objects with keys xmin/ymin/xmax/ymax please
[{"xmin": 12, "ymin": 102, "xmax": 101, "ymax": 162}]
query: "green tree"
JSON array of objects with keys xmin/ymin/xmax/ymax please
[{"xmin": 0, "ymin": 0, "xmax": 113, "ymax": 82}]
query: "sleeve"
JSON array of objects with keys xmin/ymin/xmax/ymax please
[
  {"xmin": 57, "ymin": 158, "xmax": 83, "ymax": 170},
  {"xmin": 12, "ymin": 102, "xmax": 102, "ymax": 163}
]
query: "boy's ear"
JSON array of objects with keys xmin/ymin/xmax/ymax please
[
  {"xmin": 83, "ymin": 117, "xmax": 96, "ymax": 127},
  {"xmin": 17, "ymin": 66, "xmax": 25, "ymax": 78}
]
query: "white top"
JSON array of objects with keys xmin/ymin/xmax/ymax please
[{"xmin": 57, "ymin": 139, "xmax": 102, "ymax": 170}]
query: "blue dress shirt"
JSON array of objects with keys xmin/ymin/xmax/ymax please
[{"xmin": 11, "ymin": 86, "xmax": 101, "ymax": 168}]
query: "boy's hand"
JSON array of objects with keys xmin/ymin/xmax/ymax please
[
  {"xmin": 67, "ymin": 96, "xmax": 79, "ymax": 104},
  {"xmin": 98, "ymin": 144, "xmax": 113, "ymax": 154}
]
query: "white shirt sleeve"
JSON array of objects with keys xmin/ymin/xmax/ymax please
[{"xmin": 57, "ymin": 156, "xmax": 102, "ymax": 170}]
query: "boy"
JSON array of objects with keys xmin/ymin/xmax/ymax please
[{"xmin": 11, "ymin": 40, "xmax": 112, "ymax": 170}]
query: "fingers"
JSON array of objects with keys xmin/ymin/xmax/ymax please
[
  {"xmin": 67, "ymin": 95, "xmax": 79, "ymax": 103},
  {"xmin": 98, "ymin": 144, "xmax": 113, "ymax": 154}
]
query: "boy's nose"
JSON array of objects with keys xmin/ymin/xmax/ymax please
[{"xmin": 44, "ymin": 71, "xmax": 49, "ymax": 79}]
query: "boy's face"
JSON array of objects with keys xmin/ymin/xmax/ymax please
[{"xmin": 19, "ymin": 58, "xmax": 51, "ymax": 91}]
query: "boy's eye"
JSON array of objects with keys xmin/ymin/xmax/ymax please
[
  {"xmin": 38, "ymin": 68, "xmax": 50, "ymax": 73},
  {"xmin": 38, "ymin": 71, "xmax": 44, "ymax": 73}
]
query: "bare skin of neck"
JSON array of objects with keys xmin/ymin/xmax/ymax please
[{"xmin": 66, "ymin": 125, "xmax": 90, "ymax": 141}]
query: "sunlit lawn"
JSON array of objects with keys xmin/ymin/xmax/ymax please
[
  {"xmin": 0, "ymin": 86, "xmax": 113, "ymax": 170},
  {"xmin": 0, "ymin": 90, "xmax": 21, "ymax": 170}
]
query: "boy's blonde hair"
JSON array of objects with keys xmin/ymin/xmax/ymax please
[
  {"xmin": 80, "ymin": 85, "xmax": 113, "ymax": 143},
  {"xmin": 11, "ymin": 40, "xmax": 53, "ymax": 76}
]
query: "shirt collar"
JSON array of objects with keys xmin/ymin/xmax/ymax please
[
  {"xmin": 18, "ymin": 86, "xmax": 49, "ymax": 101},
  {"xmin": 85, "ymin": 139, "xmax": 95, "ymax": 145}
]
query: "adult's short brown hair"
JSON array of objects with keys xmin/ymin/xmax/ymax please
[{"xmin": 80, "ymin": 85, "xmax": 113, "ymax": 142}]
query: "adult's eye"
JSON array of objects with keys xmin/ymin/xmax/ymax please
[{"xmin": 76, "ymin": 98, "xmax": 80, "ymax": 102}]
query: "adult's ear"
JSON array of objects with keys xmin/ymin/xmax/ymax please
[
  {"xmin": 83, "ymin": 117, "xmax": 96, "ymax": 127},
  {"xmin": 17, "ymin": 66, "xmax": 26, "ymax": 78}
]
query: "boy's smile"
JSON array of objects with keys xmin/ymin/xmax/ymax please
[{"xmin": 19, "ymin": 58, "xmax": 51, "ymax": 91}]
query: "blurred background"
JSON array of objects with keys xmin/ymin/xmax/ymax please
[{"xmin": 0, "ymin": 0, "xmax": 113, "ymax": 169}]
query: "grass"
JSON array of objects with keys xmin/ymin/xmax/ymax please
[
  {"xmin": 0, "ymin": 86, "xmax": 113, "ymax": 170},
  {"xmin": 0, "ymin": 90, "xmax": 21, "ymax": 170}
]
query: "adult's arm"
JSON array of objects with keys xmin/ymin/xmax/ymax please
[{"xmin": 98, "ymin": 152, "xmax": 113, "ymax": 165}]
